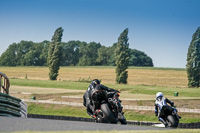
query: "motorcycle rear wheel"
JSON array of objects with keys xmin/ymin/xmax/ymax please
[{"xmin": 101, "ymin": 103, "xmax": 118, "ymax": 124}]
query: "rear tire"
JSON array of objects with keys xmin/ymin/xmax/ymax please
[
  {"xmin": 101, "ymin": 103, "xmax": 118, "ymax": 123},
  {"xmin": 167, "ymin": 115, "xmax": 178, "ymax": 127}
]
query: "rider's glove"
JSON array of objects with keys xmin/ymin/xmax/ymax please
[{"xmin": 171, "ymin": 102, "xmax": 174, "ymax": 107}]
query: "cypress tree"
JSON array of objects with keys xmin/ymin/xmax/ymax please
[
  {"xmin": 115, "ymin": 28, "xmax": 130, "ymax": 84},
  {"xmin": 48, "ymin": 27, "xmax": 63, "ymax": 80},
  {"xmin": 186, "ymin": 27, "xmax": 200, "ymax": 87}
]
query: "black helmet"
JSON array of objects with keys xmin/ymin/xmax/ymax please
[{"xmin": 91, "ymin": 79, "xmax": 100, "ymax": 88}]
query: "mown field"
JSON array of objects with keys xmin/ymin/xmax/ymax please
[
  {"xmin": 0, "ymin": 66, "xmax": 187, "ymax": 87},
  {"xmin": 1, "ymin": 66, "xmax": 200, "ymax": 123},
  {"xmin": 26, "ymin": 102, "xmax": 200, "ymax": 123}
]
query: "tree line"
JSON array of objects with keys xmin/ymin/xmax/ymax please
[
  {"xmin": 1, "ymin": 25, "xmax": 200, "ymax": 87},
  {"xmin": 187, "ymin": 27, "xmax": 200, "ymax": 87},
  {"xmin": 0, "ymin": 40, "xmax": 153, "ymax": 67}
]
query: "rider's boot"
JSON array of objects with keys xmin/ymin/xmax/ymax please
[
  {"xmin": 158, "ymin": 117, "xmax": 167, "ymax": 127},
  {"xmin": 87, "ymin": 111, "xmax": 96, "ymax": 119}
]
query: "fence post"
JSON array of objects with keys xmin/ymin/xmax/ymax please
[{"xmin": 0, "ymin": 72, "xmax": 10, "ymax": 94}]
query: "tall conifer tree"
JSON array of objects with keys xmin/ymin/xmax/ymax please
[
  {"xmin": 48, "ymin": 27, "xmax": 63, "ymax": 80},
  {"xmin": 186, "ymin": 27, "xmax": 200, "ymax": 87},
  {"xmin": 115, "ymin": 28, "xmax": 130, "ymax": 84}
]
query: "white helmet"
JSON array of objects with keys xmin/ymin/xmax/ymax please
[{"xmin": 156, "ymin": 92, "xmax": 163, "ymax": 99}]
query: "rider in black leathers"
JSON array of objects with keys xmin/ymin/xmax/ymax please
[{"xmin": 83, "ymin": 79, "xmax": 116, "ymax": 117}]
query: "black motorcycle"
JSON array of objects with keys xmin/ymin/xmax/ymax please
[
  {"xmin": 91, "ymin": 85, "xmax": 127, "ymax": 124},
  {"xmin": 160, "ymin": 105, "xmax": 181, "ymax": 128}
]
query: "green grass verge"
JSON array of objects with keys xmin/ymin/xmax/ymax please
[
  {"xmin": 27, "ymin": 103, "xmax": 200, "ymax": 123},
  {"xmin": 10, "ymin": 79, "xmax": 89, "ymax": 90},
  {"xmin": 28, "ymin": 103, "xmax": 90, "ymax": 118},
  {"xmin": 10, "ymin": 79, "xmax": 200, "ymax": 98}
]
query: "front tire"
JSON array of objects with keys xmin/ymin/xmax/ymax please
[
  {"xmin": 118, "ymin": 112, "xmax": 127, "ymax": 125},
  {"xmin": 119, "ymin": 118, "xmax": 127, "ymax": 125},
  {"xmin": 101, "ymin": 103, "xmax": 118, "ymax": 123},
  {"xmin": 167, "ymin": 115, "xmax": 178, "ymax": 127}
]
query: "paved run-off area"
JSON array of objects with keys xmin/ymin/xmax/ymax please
[{"xmin": 0, "ymin": 117, "xmax": 169, "ymax": 132}]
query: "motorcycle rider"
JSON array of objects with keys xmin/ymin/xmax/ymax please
[
  {"xmin": 154, "ymin": 92, "xmax": 174, "ymax": 127},
  {"xmin": 83, "ymin": 79, "xmax": 116, "ymax": 118}
]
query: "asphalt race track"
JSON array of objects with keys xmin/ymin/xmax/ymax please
[{"xmin": 0, "ymin": 117, "xmax": 169, "ymax": 132}]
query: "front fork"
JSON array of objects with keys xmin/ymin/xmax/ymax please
[{"xmin": 172, "ymin": 108, "xmax": 181, "ymax": 119}]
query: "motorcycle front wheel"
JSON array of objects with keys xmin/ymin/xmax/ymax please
[
  {"xmin": 119, "ymin": 118, "xmax": 127, "ymax": 125},
  {"xmin": 101, "ymin": 103, "xmax": 118, "ymax": 124},
  {"xmin": 167, "ymin": 115, "xmax": 179, "ymax": 127}
]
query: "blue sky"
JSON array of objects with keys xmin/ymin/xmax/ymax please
[{"xmin": 0, "ymin": 0, "xmax": 199, "ymax": 68}]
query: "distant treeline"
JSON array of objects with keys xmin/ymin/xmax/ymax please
[{"xmin": 0, "ymin": 40, "xmax": 153, "ymax": 67}]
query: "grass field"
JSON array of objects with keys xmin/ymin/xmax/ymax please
[
  {"xmin": 9, "ymin": 79, "xmax": 200, "ymax": 99},
  {"xmin": 1, "ymin": 66, "xmax": 200, "ymax": 123},
  {"xmin": 0, "ymin": 66, "xmax": 188, "ymax": 87},
  {"xmin": 27, "ymin": 102, "xmax": 200, "ymax": 123}
]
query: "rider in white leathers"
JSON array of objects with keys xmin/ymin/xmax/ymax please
[{"xmin": 155, "ymin": 92, "xmax": 174, "ymax": 126}]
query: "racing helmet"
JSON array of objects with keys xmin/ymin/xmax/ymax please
[
  {"xmin": 91, "ymin": 79, "xmax": 100, "ymax": 88},
  {"xmin": 156, "ymin": 92, "xmax": 163, "ymax": 99}
]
